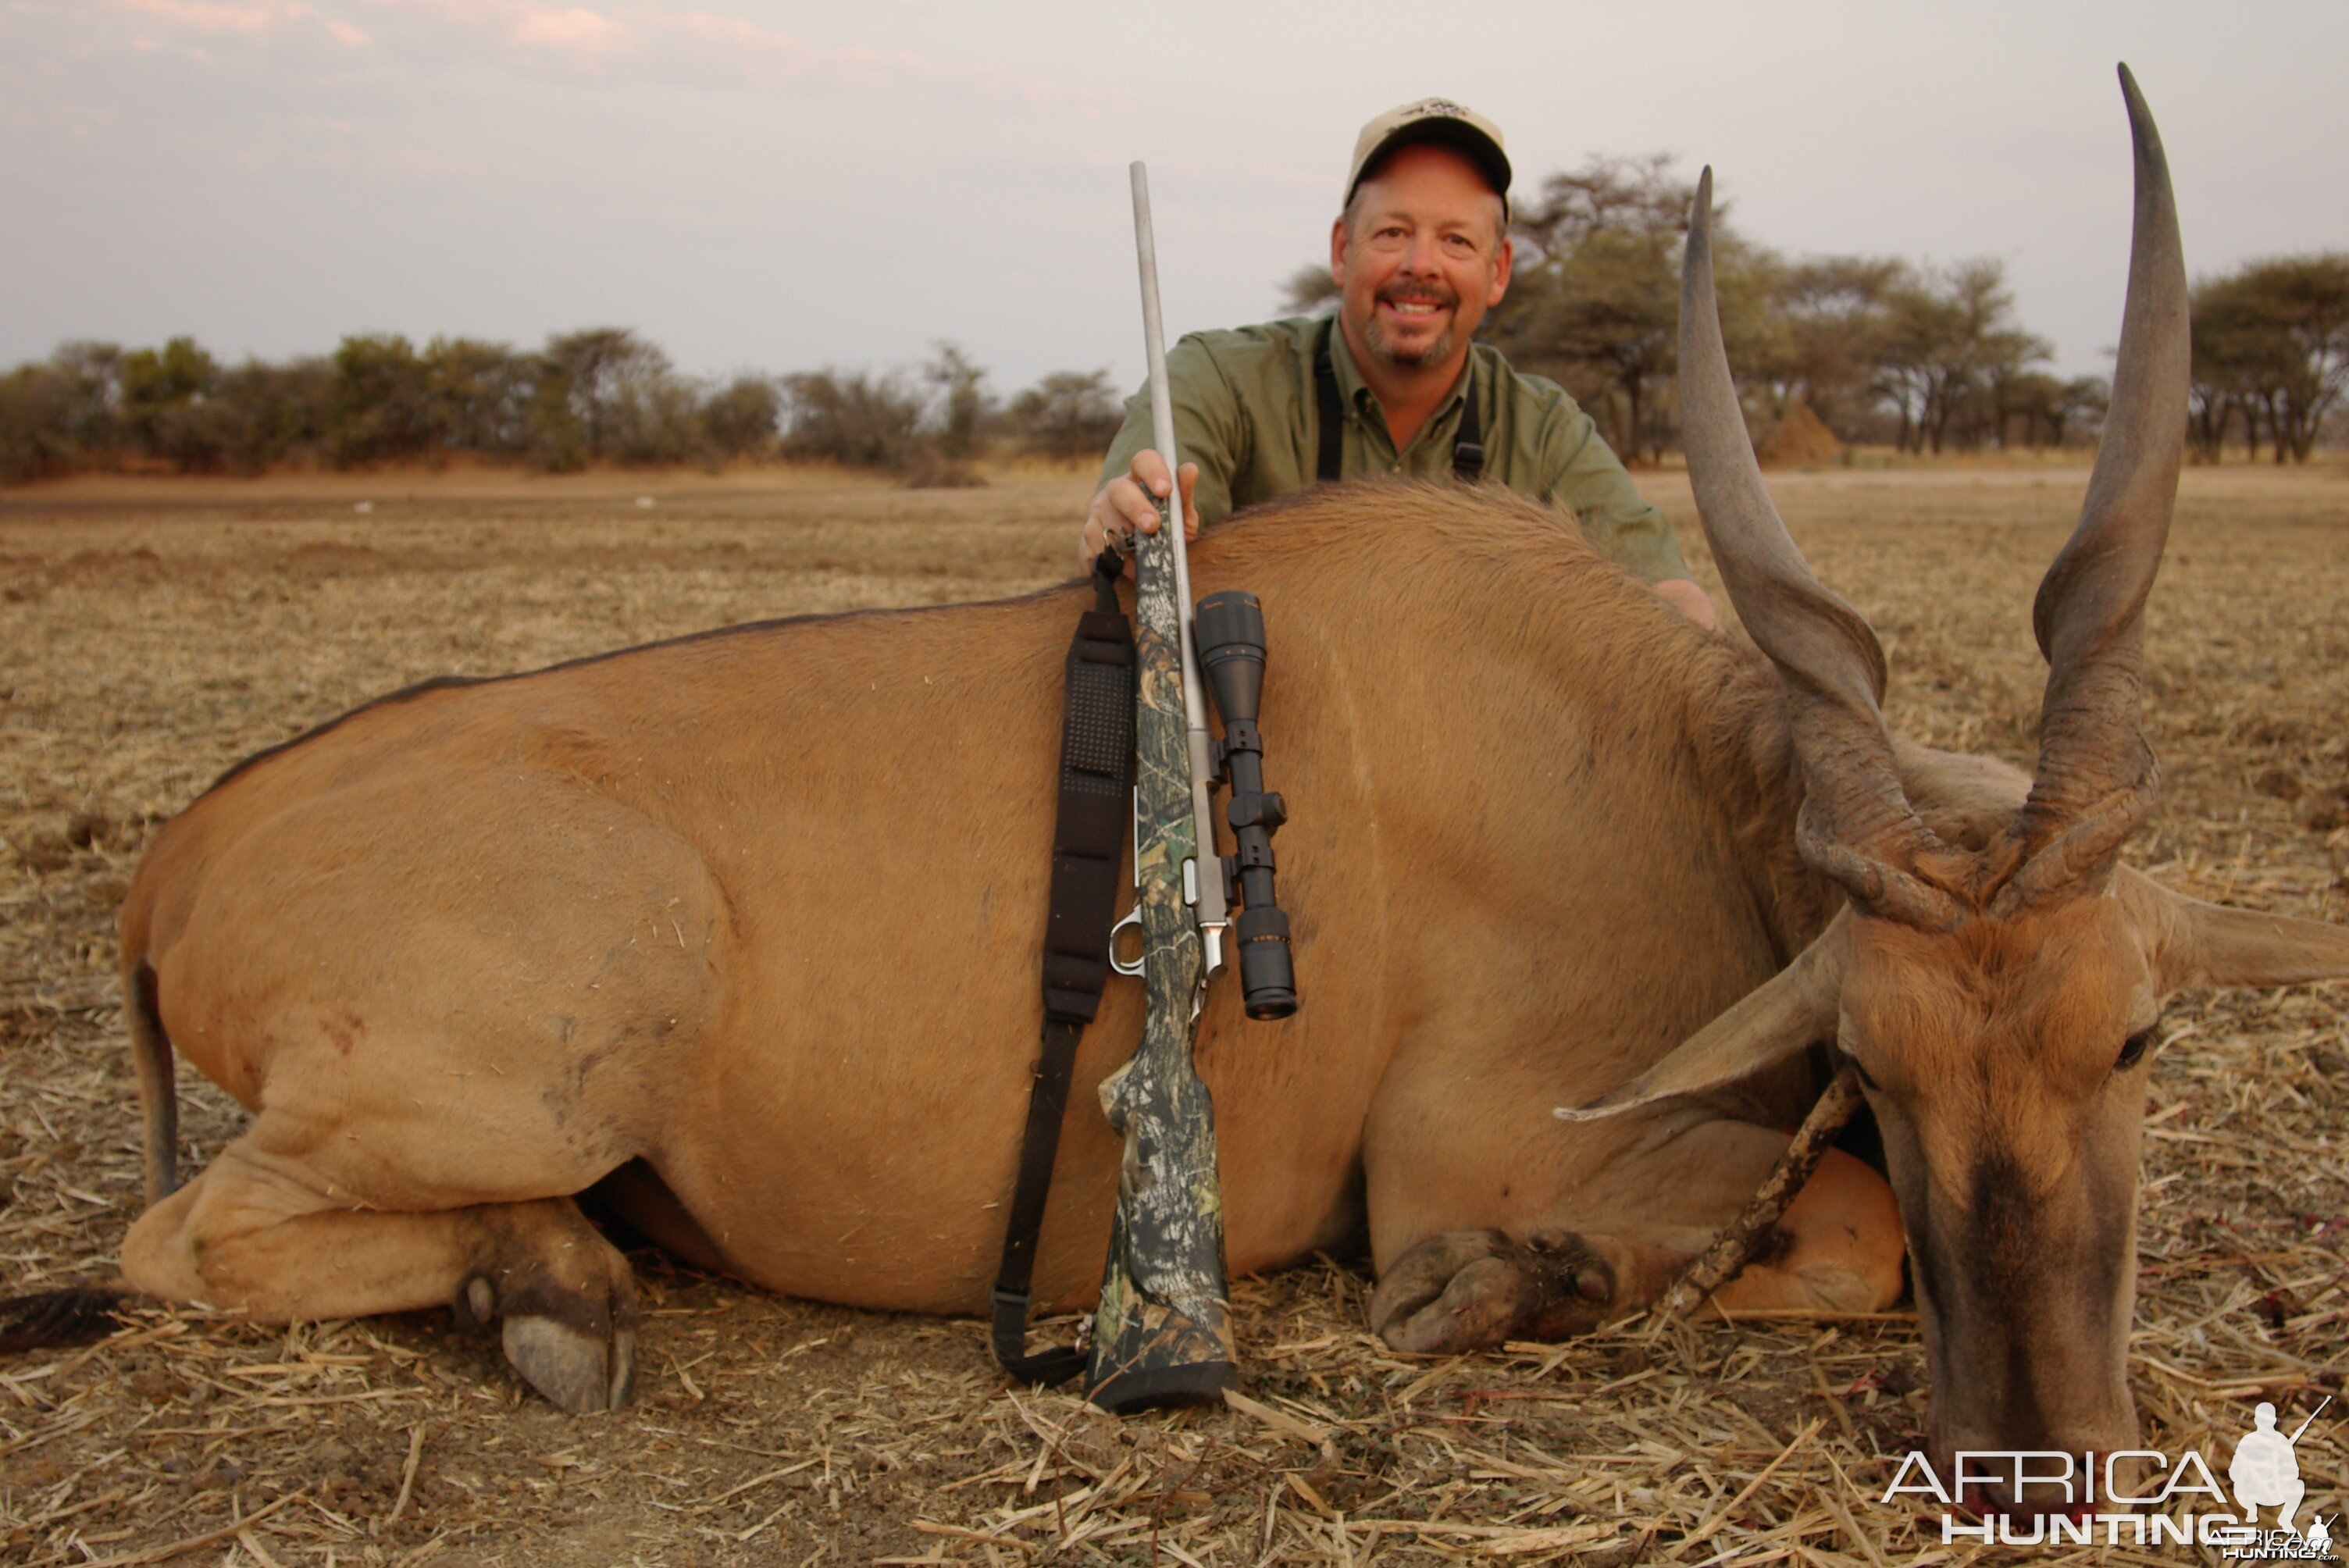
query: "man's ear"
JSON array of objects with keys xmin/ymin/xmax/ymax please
[
  {"xmin": 1488, "ymin": 233, "xmax": 1513, "ymax": 308},
  {"xmin": 1328, "ymin": 216, "xmax": 1349, "ymax": 290}
]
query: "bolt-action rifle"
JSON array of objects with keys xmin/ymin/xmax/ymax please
[{"xmin": 1084, "ymin": 163, "xmax": 1298, "ymax": 1412}]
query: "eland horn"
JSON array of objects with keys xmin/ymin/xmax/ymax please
[
  {"xmin": 1678, "ymin": 167, "xmax": 1966, "ymax": 932},
  {"xmin": 1992, "ymin": 63, "xmax": 2190, "ymax": 917}
]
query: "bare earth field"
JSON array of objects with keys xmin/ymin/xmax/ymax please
[{"xmin": 0, "ymin": 463, "xmax": 2344, "ymax": 1565}]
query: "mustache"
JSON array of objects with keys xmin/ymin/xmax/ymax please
[{"xmin": 1375, "ymin": 283, "xmax": 1458, "ymax": 308}]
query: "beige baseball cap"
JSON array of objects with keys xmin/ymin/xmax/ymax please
[{"xmin": 1345, "ymin": 97, "xmax": 1512, "ymax": 216}]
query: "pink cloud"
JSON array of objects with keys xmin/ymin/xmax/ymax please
[
  {"xmin": 351, "ymin": 0, "xmax": 1110, "ymax": 112},
  {"xmin": 646, "ymin": 9, "xmax": 1111, "ymax": 111},
  {"xmin": 116, "ymin": 0, "xmax": 278, "ymax": 34},
  {"xmin": 509, "ymin": 5, "xmax": 633, "ymax": 62},
  {"xmin": 95, "ymin": 0, "xmax": 1105, "ymax": 109},
  {"xmin": 107, "ymin": 0, "xmax": 371, "ymax": 46}
]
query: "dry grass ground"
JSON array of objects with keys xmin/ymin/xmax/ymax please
[{"xmin": 0, "ymin": 462, "xmax": 2344, "ymax": 1565}]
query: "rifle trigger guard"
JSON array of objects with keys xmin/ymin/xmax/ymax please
[{"xmin": 1108, "ymin": 907, "xmax": 1144, "ymax": 978}]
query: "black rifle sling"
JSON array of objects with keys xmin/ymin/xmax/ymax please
[
  {"xmin": 992, "ymin": 551, "xmax": 1134, "ymax": 1384},
  {"xmin": 1312, "ymin": 315, "xmax": 1482, "ymax": 483}
]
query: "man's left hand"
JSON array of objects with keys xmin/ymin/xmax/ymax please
[{"xmin": 1654, "ymin": 579, "xmax": 1720, "ymax": 631}]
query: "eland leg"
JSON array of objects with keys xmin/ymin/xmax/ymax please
[
  {"xmin": 122, "ymin": 1126, "xmax": 638, "ymax": 1413},
  {"xmin": 1369, "ymin": 1118, "xmax": 1904, "ymax": 1355}
]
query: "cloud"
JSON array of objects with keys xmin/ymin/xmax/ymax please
[
  {"xmin": 644, "ymin": 9, "xmax": 1110, "ymax": 110},
  {"xmin": 508, "ymin": 5, "xmax": 633, "ymax": 63},
  {"xmin": 86, "ymin": 0, "xmax": 1107, "ymax": 109},
  {"xmin": 109, "ymin": 0, "xmax": 371, "ymax": 46},
  {"xmin": 357, "ymin": 0, "xmax": 1112, "ymax": 112}
]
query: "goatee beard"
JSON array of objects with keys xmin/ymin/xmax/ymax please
[{"xmin": 1361, "ymin": 314, "xmax": 1456, "ymax": 369}]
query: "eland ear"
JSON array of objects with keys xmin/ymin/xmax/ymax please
[
  {"xmin": 2119, "ymin": 867, "xmax": 2349, "ymax": 990},
  {"xmin": 1556, "ymin": 908, "xmax": 1853, "ymax": 1121}
]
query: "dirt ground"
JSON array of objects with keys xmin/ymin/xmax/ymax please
[{"xmin": 0, "ymin": 462, "xmax": 2343, "ymax": 1566}]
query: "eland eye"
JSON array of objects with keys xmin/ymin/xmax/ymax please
[
  {"xmin": 1848, "ymin": 1056, "xmax": 1880, "ymax": 1091},
  {"xmin": 2115, "ymin": 1027, "xmax": 2156, "ymax": 1072}
]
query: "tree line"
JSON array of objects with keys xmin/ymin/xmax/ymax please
[
  {"xmin": 1289, "ymin": 155, "xmax": 2347, "ymax": 469},
  {"xmin": 0, "ymin": 328, "xmax": 1130, "ymax": 486},
  {"xmin": 7, "ymin": 159, "xmax": 2344, "ymax": 486}
]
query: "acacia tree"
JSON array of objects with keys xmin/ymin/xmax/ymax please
[
  {"xmin": 535, "ymin": 327, "xmax": 673, "ymax": 466},
  {"xmin": 1762, "ymin": 256, "xmax": 1903, "ymax": 437},
  {"xmin": 1487, "ymin": 155, "xmax": 1780, "ymax": 462},
  {"xmin": 2192, "ymin": 254, "xmax": 2349, "ymax": 463},
  {"xmin": 1866, "ymin": 259, "xmax": 2051, "ymax": 454},
  {"xmin": 1487, "ymin": 155, "xmax": 1698, "ymax": 463}
]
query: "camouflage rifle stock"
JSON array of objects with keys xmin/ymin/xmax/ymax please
[{"xmin": 1083, "ymin": 163, "xmax": 1239, "ymax": 1412}]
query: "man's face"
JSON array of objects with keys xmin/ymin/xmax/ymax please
[{"xmin": 1330, "ymin": 142, "xmax": 1513, "ymax": 373}]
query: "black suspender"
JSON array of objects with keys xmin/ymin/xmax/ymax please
[
  {"xmin": 1454, "ymin": 362, "xmax": 1485, "ymax": 481},
  {"xmin": 1314, "ymin": 318, "xmax": 1346, "ymax": 483},
  {"xmin": 1312, "ymin": 316, "xmax": 1483, "ymax": 484}
]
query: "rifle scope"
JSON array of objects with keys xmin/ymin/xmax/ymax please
[{"xmin": 1194, "ymin": 590, "xmax": 1297, "ymax": 1021}]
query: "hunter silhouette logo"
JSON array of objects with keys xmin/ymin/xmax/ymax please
[
  {"xmin": 2223, "ymin": 1399, "xmax": 2335, "ymax": 1562},
  {"xmin": 2233, "ymin": 1401, "xmax": 2315, "ymax": 1531}
]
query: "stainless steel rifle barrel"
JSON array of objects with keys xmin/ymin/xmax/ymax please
[{"xmin": 1128, "ymin": 161, "xmax": 1228, "ymax": 977}]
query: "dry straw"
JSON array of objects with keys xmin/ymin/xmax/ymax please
[{"xmin": 0, "ymin": 466, "xmax": 2342, "ymax": 1563}]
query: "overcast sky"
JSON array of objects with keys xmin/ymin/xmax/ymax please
[{"xmin": 5, "ymin": 1, "xmax": 2344, "ymax": 393}]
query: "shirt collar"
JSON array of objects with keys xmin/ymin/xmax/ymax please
[{"xmin": 1326, "ymin": 319, "xmax": 1476, "ymax": 441}]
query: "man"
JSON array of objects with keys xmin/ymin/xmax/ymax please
[{"xmin": 1080, "ymin": 97, "xmax": 1718, "ymax": 631}]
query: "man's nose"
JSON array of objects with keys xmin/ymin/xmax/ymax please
[{"xmin": 1399, "ymin": 231, "xmax": 1442, "ymax": 273}]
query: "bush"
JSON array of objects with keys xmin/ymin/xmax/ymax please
[
  {"xmin": 780, "ymin": 369, "xmax": 926, "ymax": 470},
  {"xmin": 0, "ymin": 364, "xmax": 81, "ymax": 484},
  {"xmin": 701, "ymin": 375, "xmax": 782, "ymax": 462},
  {"xmin": 215, "ymin": 357, "xmax": 334, "ymax": 472},
  {"xmin": 1007, "ymin": 369, "xmax": 1124, "ymax": 460},
  {"xmin": 923, "ymin": 343, "xmax": 993, "ymax": 460},
  {"xmin": 331, "ymin": 334, "xmax": 433, "ymax": 467},
  {"xmin": 423, "ymin": 337, "xmax": 532, "ymax": 459}
]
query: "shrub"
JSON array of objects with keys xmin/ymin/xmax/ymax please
[
  {"xmin": 700, "ymin": 375, "xmax": 782, "ymax": 463},
  {"xmin": 1007, "ymin": 369, "xmax": 1125, "ymax": 460},
  {"xmin": 780, "ymin": 369, "xmax": 925, "ymax": 470}
]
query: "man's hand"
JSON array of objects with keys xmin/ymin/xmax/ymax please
[
  {"xmin": 1654, "ymin": 578, "xmax": 1720, "ymax": 631},
  {"xmin": 1081, "ymin": 449, "xmax": 1199, "ymax": 572}
]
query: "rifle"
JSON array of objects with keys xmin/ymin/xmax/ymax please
[{"xmin": 1083, "ymin": 162, "xmax": 1296, "ymax": 1411}]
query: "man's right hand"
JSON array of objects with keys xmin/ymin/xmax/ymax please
[{"xmin": 1081, "ymin": 449, "xmax": 1200, "ymax": 572}]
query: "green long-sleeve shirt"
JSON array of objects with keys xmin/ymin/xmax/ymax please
[{"xmin": 1100, "ymin": 315, "xmax": 1690, "ymax": 583}]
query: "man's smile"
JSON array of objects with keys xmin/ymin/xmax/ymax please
[{"xmin": 1377, "ymin": 290, "xmax": 1455, "ymax": 326}]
